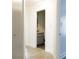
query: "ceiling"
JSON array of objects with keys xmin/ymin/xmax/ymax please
[
  {"xmin": 12, "ymin": 0, "xmax": 22, "ymax": 3},
  {"xmin": 13, "ymin": 0, "xmax": 43, "ymax": 4},
  {"xmin": 12, "ymin": 0, "xmax": 39, "ymax": 3},
  {"xmin": 12, "ymin": 0, "xmax": 44, "ymax": 6},
  {"xmin": 24, "ymin": 0, "xmax": 38, "ymax": 6},
  {"xmin": 26, "ymin": 0, "xmax": 40, "ymax": 2}
]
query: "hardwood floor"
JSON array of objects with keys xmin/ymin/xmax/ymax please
[{"xmin": 25, "ymin": 46, "xmax": 54, "ymax": 59}]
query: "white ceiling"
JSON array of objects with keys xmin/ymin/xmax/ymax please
[
  {"xmin": 13, "ymin": 0, "xmax": 44, "ymax": 5},
  {"xmin": 26, "ymin": 0, "xmax": 42, "ymax": 4},
  {"xmin": 26, "ymin": 0, "xmax": 40, "ymax": 2},
  {"xmin": 13, "ymin": 0, "xmax": 43, "ymax": 4},
  {"xmin": 12, "ymin": 0, "xmax": 22, "ymax": 3},
  {"xmin": 12, "ymin": 0, "xmax": 39, "ymax": 3}
]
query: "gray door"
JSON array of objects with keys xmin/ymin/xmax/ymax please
[
  {"xmin": 59, "ymin": 0, "xmax": 66, "ymax": 59},
  {"xmin": 59, "ymin": 16, "xmax": 66, "ymax": 59},
  {"xmin": 12, "ymin": 2, "xmax": 24, "ymax": 59}
]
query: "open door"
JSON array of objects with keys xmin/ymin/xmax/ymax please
[{"xmin": 37, "ymin": 10, "xmax": 45, "ymax": 50}]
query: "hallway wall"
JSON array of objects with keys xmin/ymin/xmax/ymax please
[{"xmin": 24, "ymin": 0, "xmax": 58, "ymax": 59}]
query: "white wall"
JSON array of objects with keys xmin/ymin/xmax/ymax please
[{"xmin": 24, "ymin": 0, "xmax": 58, "ymax": 59}]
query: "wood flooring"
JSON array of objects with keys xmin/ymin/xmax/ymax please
[{"xmin": 25, "ymin": 46, "xmax": 54, "ymax": 59}]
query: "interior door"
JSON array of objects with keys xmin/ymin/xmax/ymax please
[
  {"xmin": 12, "ymin": 1, "xmax": 24, "ymax": 59},
  {"xmin": 37, "ymin": 10, "xmax": 45, "ymax": 49},
  {"xmin": 59, "ymin": 0, "xmax": 66, "ymax": 59},
  {"xmin": 59, "ymin": 16, "xmax": 66, "ymax": 59}
]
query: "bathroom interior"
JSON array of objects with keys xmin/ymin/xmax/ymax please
[{"xmin": 37, "ymin": 10, "xmax": 45, "ymax": 49}]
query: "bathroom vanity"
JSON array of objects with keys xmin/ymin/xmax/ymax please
[{"xmin": 37, "ymin": 32, "xmax": 45, "ymax": 45}]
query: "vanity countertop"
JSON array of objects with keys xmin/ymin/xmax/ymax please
[
  {"xmin": 37, "ymin": 32, "xmax": 44, "ymax": 37},
  {"xmin": 37, "ymin": 32, "xmax": 44, "ymax": 34}
]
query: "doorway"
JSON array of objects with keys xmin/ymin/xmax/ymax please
[{"xmin": 37, "ymin": 10, "xmax": 45, "ymax": 50}]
